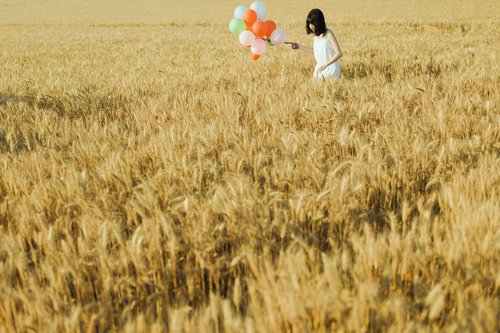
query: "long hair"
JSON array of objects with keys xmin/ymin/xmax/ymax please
[{"xmin": 306, "ymin": 9, "xmax": 327, "ymax": 36}]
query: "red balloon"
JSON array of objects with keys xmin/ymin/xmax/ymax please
[
  {"xmin": 252, "ymin": 21, "xmax": 267, "ymax": 38},
  {"xmin": 251, "ymin": 54, "xmax": 260, "ymax": 61},
  {"xmin": 264, "ymin": 20, "xmax": 277, "ymax": 37},
  {"xmin": 243, "ymin": 9, "xmax": 257, "ymax": 27}
]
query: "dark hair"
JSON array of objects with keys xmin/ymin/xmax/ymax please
[{"xmin": 306, "ymin": 8, "xmax": 327, "ymax": 36}]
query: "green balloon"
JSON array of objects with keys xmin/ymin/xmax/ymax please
[{"xmin": 229, "ymin": 18, "xmax": 246, "ymax": 35}]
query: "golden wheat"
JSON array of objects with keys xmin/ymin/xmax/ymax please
[{"xmin": 0, "ymin": 1, "xmax": 499, "ymax": 332}]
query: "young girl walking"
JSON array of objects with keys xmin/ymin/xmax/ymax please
[{"xmin": 289, "ymin": 9, "xmax": 343, "ymax": 80}]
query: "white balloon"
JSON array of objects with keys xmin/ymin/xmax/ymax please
[
  {"xmin": 234, "ymin": 5, "xmax": 247, "ymax": 19},
  {"xmin": 270, "ymin": 28, "xmax": 286, "ymax": 46},
  {"xmin": 239, "ymin": 30, "xmax": 255, "ymax": 46},
  {"xmin": 251, "ymin": 38, "xmax": 267, "ymax": 55},
  {"xmin": 250, "ymin": 1, "xmax": 266, "ymax": 20}
]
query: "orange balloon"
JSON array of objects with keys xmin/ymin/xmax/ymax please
[
  {"xmin": 252, "ymin": 21, "xmax": 267, "ymax": 38},
  {"xmin": 242, "ymin": 9, "xmax": 257, "ymax": 27},
  {"xmin": 265, "ymin": 20, "xmax": 277, "ymax": 37},
  {"xmin": 251, "ymin": 54, "xmax": 260, "ymax": 61}
]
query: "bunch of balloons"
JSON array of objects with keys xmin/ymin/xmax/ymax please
[{"xmin": 228, "ymin": 1, "xmax": 286, "ymax": 61}]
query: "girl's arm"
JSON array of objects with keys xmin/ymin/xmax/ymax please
[
  {"xmin": 321, "ymin": 30, "xmax": 343, "ymax": 68},
  {"xmin": 290, "ymin": 43, "xmax": 314, "ymax": 55}
]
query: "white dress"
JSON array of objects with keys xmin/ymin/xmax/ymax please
[{"xmin": 313, "ymin": 30, "xmax": 341, "ymax": 80}]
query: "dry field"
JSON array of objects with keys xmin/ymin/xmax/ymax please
[{"xmin": 0, "ymin": 1, "xmax": 499, "ymax": 332}]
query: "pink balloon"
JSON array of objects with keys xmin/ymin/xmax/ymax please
[
  {"xmin": 239, "ymin": 30, "xmax": 255, "ymax": 46},
  {"xmin": 270, "ymin": 28, "xmax": 286, "ymax": 46},
  {"xmin": 251, "ymin": 38, "xmax": 267, "ymax": 55}
]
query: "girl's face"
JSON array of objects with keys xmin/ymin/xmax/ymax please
[{"xmin": 309, "ymin": 24, "xmax": 315, "ymax": 32}]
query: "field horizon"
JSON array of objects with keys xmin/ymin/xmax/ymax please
[
  {"xmin": 1, "ymin": 0, "xmax": 499, "ymax": 24},
  {"xmin": 1, "ymin": 1, "xmax": 499, "ymax": 332}
]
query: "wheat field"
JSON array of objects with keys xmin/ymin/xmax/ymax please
[{"xmin": 0, "ymin": 0, "xmax": 499, "ymax": 332}]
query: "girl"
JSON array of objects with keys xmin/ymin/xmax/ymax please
[{"xmin": 290, "ymin": 9, "xmax": 342, "ymax": 80}]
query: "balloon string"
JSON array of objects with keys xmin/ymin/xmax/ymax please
[{"xmin": 261, "ymin": 37, "xmax": 285, "ymax": 44}]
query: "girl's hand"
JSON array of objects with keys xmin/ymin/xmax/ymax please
[
  {"xmin": 287, "ymin": 42, "xmax": 313, "ymax": 55},
  {"xmin": 317, "ymin": 64, "xmax": 327, "ymax": 73}
]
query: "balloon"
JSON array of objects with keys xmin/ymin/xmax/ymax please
[
  {"xmin": 239, "ymin": 30, "xmax": 255, "ymax": 46},
  {"xmin": 252, "ymin": 21, "xmax": 267, "ymax": 38},
  {"xmin": 234, "ymin": 5, "xmax": 248, "ymax": 19},
  {"xmin": 251, "ymin": 38, "xmax": 266, "ymax": 55},
  {"xmin": 242, "ymin": 9, "xmax": 258, "ymax": 27},
  {"xmin": 229, "ymin": 3, "xmax": 284, "ymax": 60},
  {"xmin": 250, "ymin": 1, "xmax": 266, "ymax": 20},
  {"xmin": 264, "ymin": 20, "xmax": 276, "ymax": 37},
  {"xmin": 270, "ymin": 28, "xmax": 286, "ymax": 46},
  {"xmin": 229, "ymin": 18, "xmax": 247, "ymax": 35}
]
